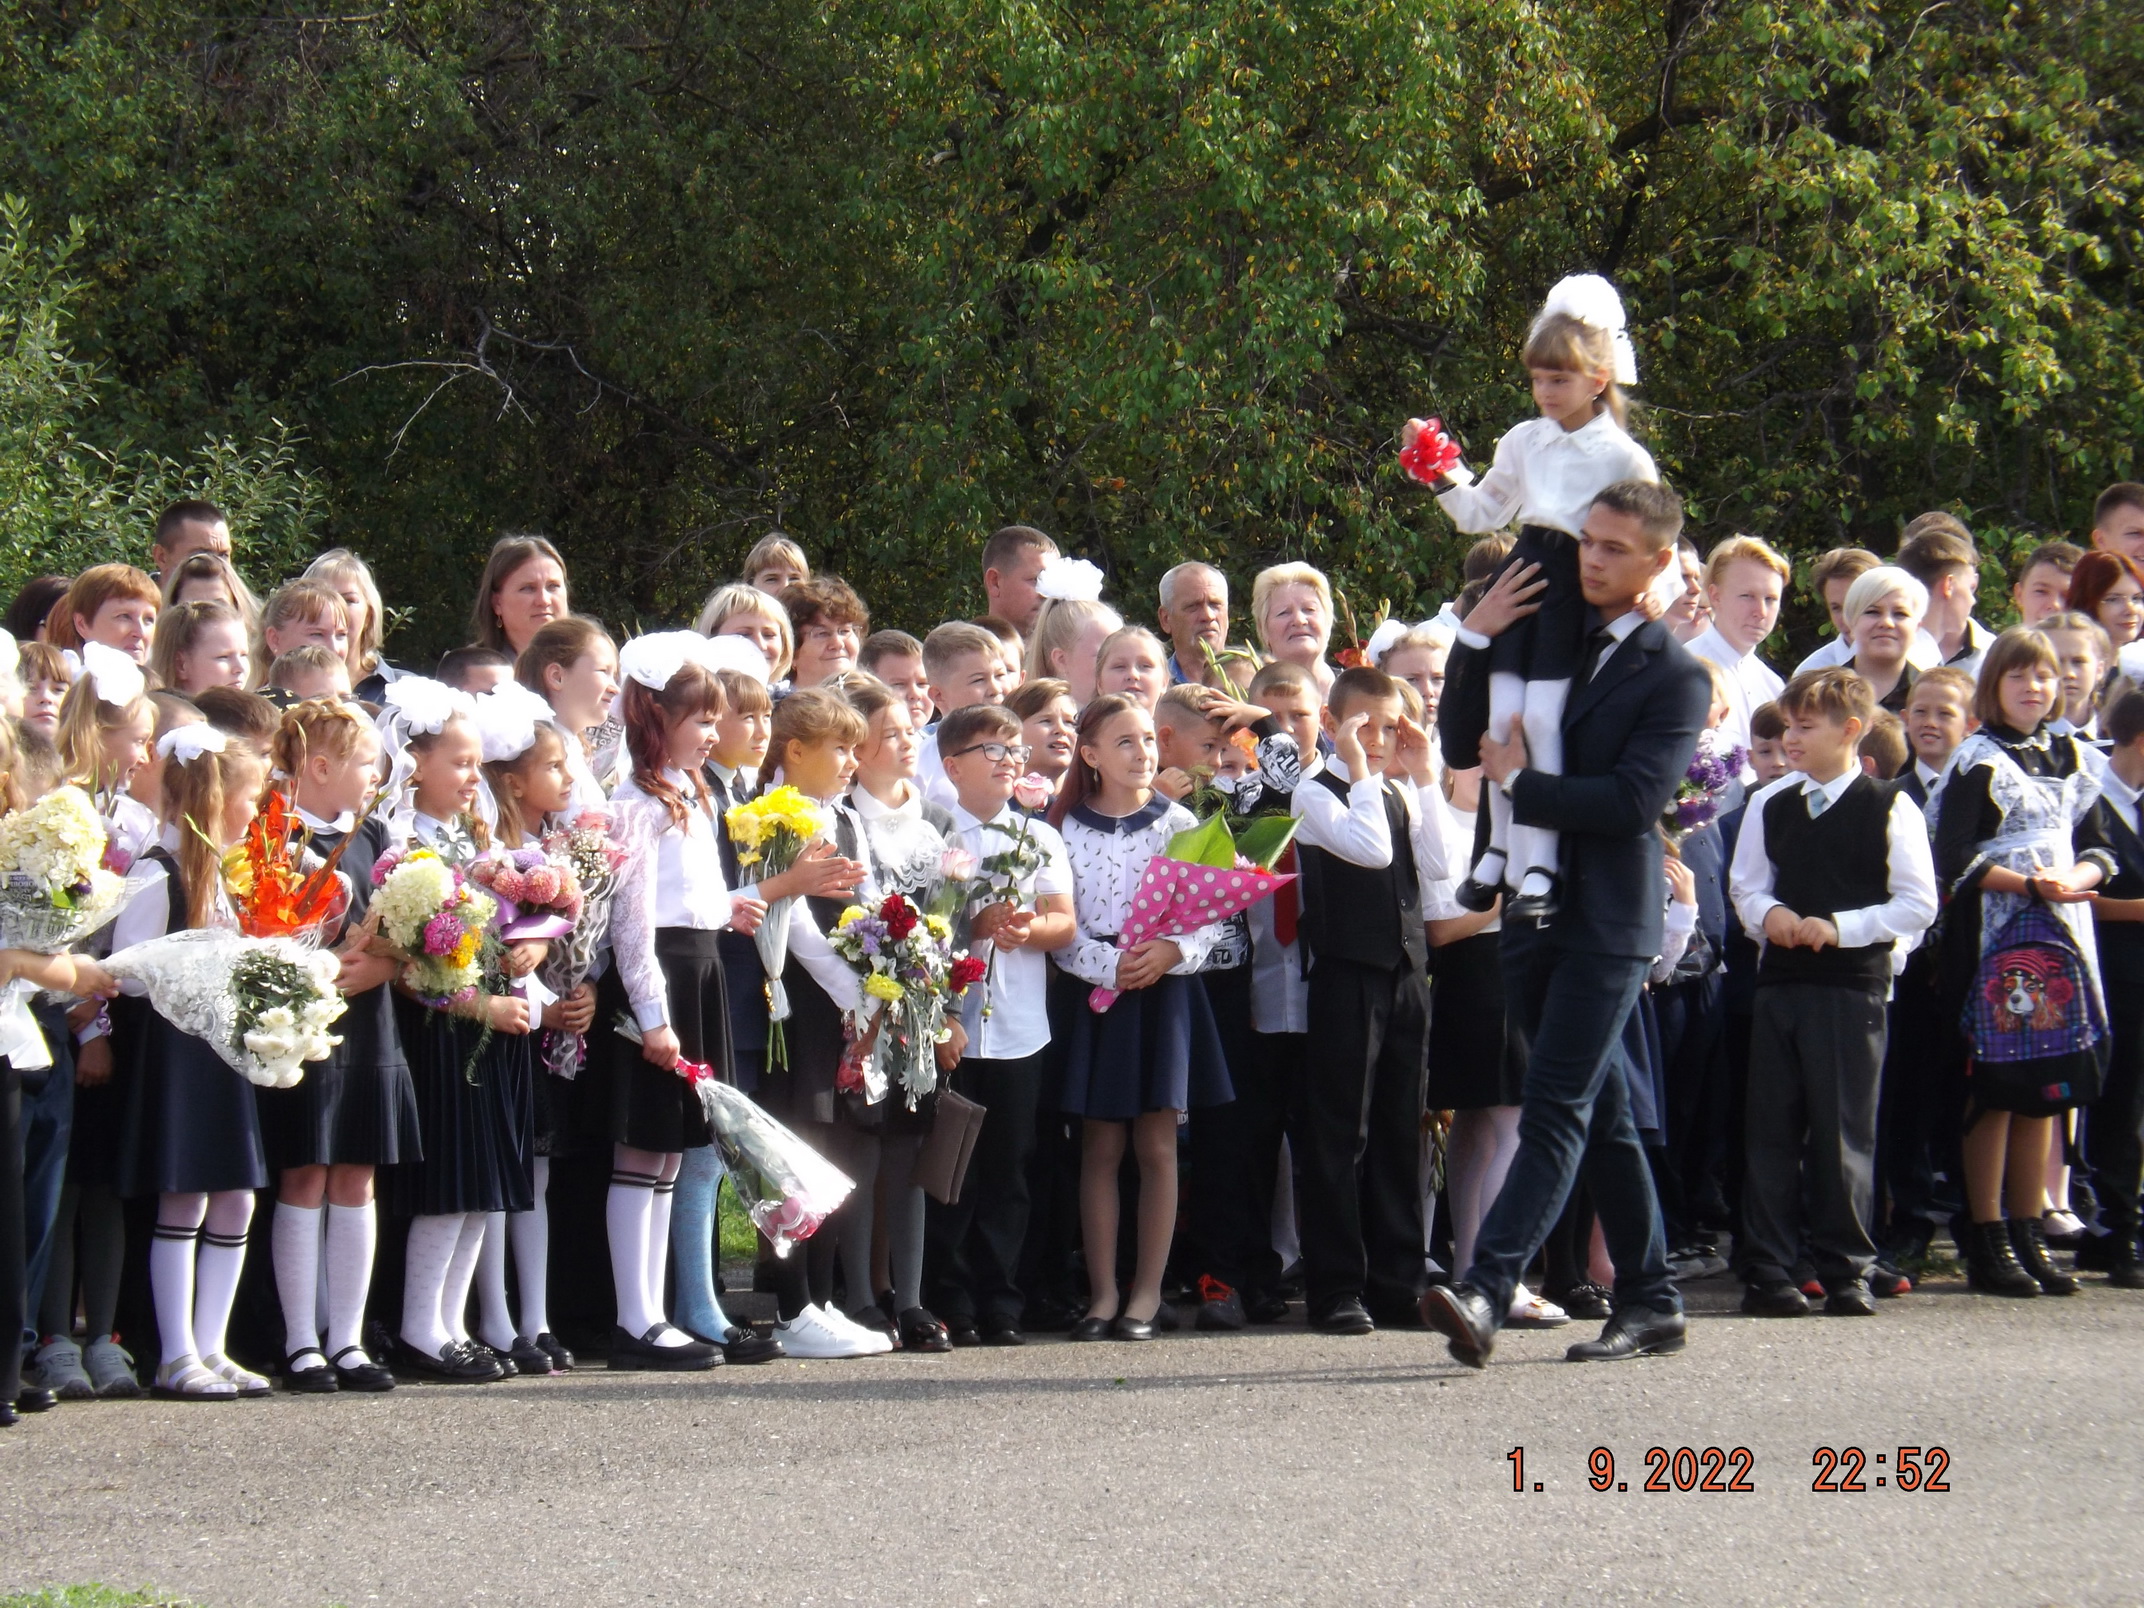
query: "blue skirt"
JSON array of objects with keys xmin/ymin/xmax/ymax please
[
  {"xmin": 1057, "ymin": 969, "xmax": 1234, "ymax": 1120},
  {"xmin": 384, "ymin": 996, "xmax": 533, "ymax": 1216}
]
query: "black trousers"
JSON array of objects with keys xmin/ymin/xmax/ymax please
[
  {"xmin": 925, "ymin": 1051, "xmax": 1044, "ymax": 1328},
  {"xmin": 1652, "ymin": 973, "xmax": 1724, "ymax": 1247},
  {"xmin": 1189, "ymin": 968, "xmax": 1292, "ymax": 1298},
  {"xmin": 2087, "ymin": 946, "xmax": 2144, "ymax": 1244},
  {"xmin": 1875, "ymin": 959, "xmax": 1965, "ymax": 1253},
  {"xmin": 1297, "ymin": 957, "xmax": 1428, "ymax": 1318},
  {"xmin": 2, "ymin": 1061, "xmax": 24, "ymax": 1402},
  {"xmin": 1739, "ymin": 983, "xmax": 1888, "ymax": 1285}
]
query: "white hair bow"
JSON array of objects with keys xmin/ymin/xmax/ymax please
[
  {"xmin": 619, "ymin": 630, "xmax": 723, "ymax": 692},
  {"xmin": 473, "ymin": 681, "xmax": 557, "ymax": 764},
  {"xmin": 1034, "ymin": 557, "xmax": 1106, "ymax": 603},
  {"xmin": 157, "ymin": 724, "xmax": 228, "ymax": 764},
  {"xmin": 81, "ymin": 641, "xmax": 146, "ymax": 708},
  {"xmin": 697, "ymin": 631, "xmax": 772, "ymax": 684},
  {"xmin": 377, "ymin": 676, "xmax": 478, "ymax": 836},
  {"xmin": 1534, "ymin": 273, "xmax": 1638, "ymax": 386}
]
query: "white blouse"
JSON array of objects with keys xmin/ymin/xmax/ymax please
[
  {"xmin": 850, "ymin": 783, "xmax": 948, "ymax": 898},
  {"xmin": 1055, "ymin": 797, "xmax": 1222, "ymax": 988},
  {"xmin": 1435, "ymin": 411, "xmax": 1657, "ymax": 537},
  {"xmin": 610, "ymin": 769, "xmax": 734, "ymax": 1030}
]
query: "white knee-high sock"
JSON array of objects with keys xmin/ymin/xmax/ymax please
[
  {"xmin": 477, "ymin": 1212, "xmax": 516, "ymax": 1352},
  {"xmin": 273, "ymin": 1202, "xmax": 323, "ymax": 1358},
  {"xmin": 193, "ymin": 1192, "xmax": 254, "ymax": 1359},
  {"xmin": 442, "ymin": 1212, "xmax": 485, "ymax": 1344},
  {"xmin": 608, "ymin": 1165, "xmax": 658, "ymax": 1338},
  {"xmin": 151, "ymin": 1196, "xmax": 207, "ymax": 1366},
  {"xmin": 646, "ymin": 1174, "xmax": 677, "ymax": 1329},
  {"xmin": 323, "ymin": 1202, "xmax": 377, "ymax": 1358},
  {"xmin": 401, "ymin": 1214, "xmax": 462, "ymax": 1356},
  {"xmin": 512, "ymin": 1157, "xmax": 552, "ymax": 1340}
]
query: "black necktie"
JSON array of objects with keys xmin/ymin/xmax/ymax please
[{"xmin": 1587, "ymin": 625, "xmax": 1619, "ymax": 679}]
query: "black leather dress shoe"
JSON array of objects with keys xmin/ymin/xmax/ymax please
[
  {"xmin": 479, "ymin": 1343, "xmax": 519, "ymax": 1378},
  {"xmin": 1741, "ymin": 1280, "xmax": 1809, "ymax": 1317},
  {"xmin": 0, "ymin": 1400, "xmax": 16, "ymax": 1427},
  {"xmin": 533, "ymin": 1332, "xmax": 576, "ymax": 1372},
  {"xmin": 898, "ymin": 1309, "xmax": 952, "ymax": 1354},
  {"xmin": 1246, "ymin": 1290, "xmax": 1291, "ymax": 1324},
  {"xmin": 508, "ymin": 1338, "xmax": 555, "ymax": 1376},
  {"xmin": 396, "ymin": 1337, "xmax": 503, "ymax": 1382},
  {"xmin": 981, "ymin": 1321, "xmax": 1026, "ymax": 1347},
  {"xmin": 1420, "ymin": 1282, "xmax": 1498, "ymax": 1369},
  {"xmin": 1310, "ymin": 1297, "xmax": 1375, "ymax": 1336},
  {"xmin": 722, "ymin": 1326, "xmax": 786, "ymax": 1365},
  {"xmin": 606, "ymin": 1324, "xmax": 719, "ymax": 1372},
  {"xmin": 1565, "ymin": 1305, "xmax": 1686, "ymax": 1362},
  {"xmin": 328, "ymin": 1345, "xmax": 395, "ymax": 1393},
  {"xmin": 283, "ymin": 1348, "xmax": 339, "ymax": 1394},
  {"xmin": 16, "ymin": 1385, "xmax": 57, "ymax": 1413},
  {"xmin": 1506, "ymin": 882, "xmax": 1560, "ymax": 923},
  {"xmin": 946, "ymin": 1318, "xmax": 984, "ymax": 1347},
  {"xmin": 1453, "ymin": 876, "xmax": 1501, "ymax": 914},
  {"xmin": 1824, "ymin": 1280, "xmax": 1878, "ymax": 1317}
]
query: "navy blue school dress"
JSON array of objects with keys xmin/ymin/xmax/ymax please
[
  {"xmin": 113, "ymin": 849, "xmax": 268, "ymax": 1198},
  {"xmin": 256, "ymin": 815, "xmax": 422, "ymax": 1170},
  {"xmin": 385, "ymin": 994, "xmax": 534, "ymax": 1216}
]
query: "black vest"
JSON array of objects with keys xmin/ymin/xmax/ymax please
[
  {"xmin": 1295, "ymin": 770, "xmax": 1427, "ymax": 971},
  {"xmin": 2097, "ymin": 798, "xmax": 2144, "ymax": 971},
  {"xmin": 1758, "ymin": 773, "xmax": 1896, "ymax": 992}
]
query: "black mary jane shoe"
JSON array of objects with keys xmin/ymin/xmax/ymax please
[
  {"xmin": 329, "ymin": 1345, "xmax": 396, "ymax": 1393},
  {"xmin": 16, "ymin": 1385, "xmax": 57, "ymax": 1414},
  {"xmin": 508, "ymin": 1337, "xmax": 555, "ymax": 1376},
  {"xmin": 396, "ymin": 1336, "xmax": 504, "ymax": 1382},
  {"xmin": 898, "ymin": 1308, "xmax": 953, "ymax": 1354},
  {"xmin": 283, "ymin": 1347, "xmax": 340, "ymax": 1394},
  {"xmin": 722, "ymin": 1325, "xmax": 786, "ymax": 1365},
  {"xmin": 533, "ymin": 1332, "xmax": 576, "ymax": 1372},
  {"xmin": 1505, "ymin": 880, "xmax": 1560, "ymax": 923},
  {"xmin": 606, "ymin": 1324, "xmax": 720, "ymax": 1372},
  {"xmin": 1453, "ymin": 876, "xmax": 1502, "ymax": 914}
]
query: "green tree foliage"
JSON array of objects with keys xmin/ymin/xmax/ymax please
[{"xmin": 0, "ymin": 0, "xmax": 2133, "ymax": 657}]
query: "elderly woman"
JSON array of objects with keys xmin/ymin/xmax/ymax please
[
  {"xmin": 781, "ymin": 576, "xmax": 869, "ymax": 688},
  {"xmin": 1843, "ymin": 565, "xmax": 1931, "ymax": 712},
  {"xmin": 696, "ymin": 581, "xmax": 796, "ymax": 684},
  {"xmin": 1252, "ymin": 562, "xmax": 1335, "ymax": 694}
]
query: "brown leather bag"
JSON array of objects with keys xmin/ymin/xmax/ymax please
[{"xmin": 915, "ymin": 1086, "xmax": 987, "ymax": 1205}]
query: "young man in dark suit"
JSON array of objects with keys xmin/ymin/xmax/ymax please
[{"xmin": 1424, "ymin": 479, "xmax": 1712, "ymax": 1367}]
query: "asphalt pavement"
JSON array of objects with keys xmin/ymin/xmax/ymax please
[{"xmin": 4, "ymin": 1274, "xmax": 2140, "ymax": 1607}]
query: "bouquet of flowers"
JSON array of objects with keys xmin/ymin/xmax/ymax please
[
  {"xmin": 615, "ymin": 1014, "xmax": 855, "ymax": 1255},
  {"xmin": 724, "ymin": 784, "xmax": 831, "ymax": 1071},
  {"xmin": 0, "ymin": 786, "xmax": 129, "ymax": 951},
  {"xmin": 467, "ymin": 846, "xmax": 583, "ymax": 942},
  {"xmin": 103, "ymin": 929, "xmax": 345, "ymax": 1088},
  {"xmin": 222, "ymin": 788, "xmax": 356, "ymax": 944},
  {"xmin": 827, "ymin": 892, "xmax": 987, "ymax": 1109},
  {"xmin": 369, "ymin": 847, "xmax": 499, "ymax": 1007},
  {"xmin": 1085, "ymin": 810, "xmax": 1296, "ymax": 1013},
  {"xmin": 536, "ymin": 809, "xmax": 629, "ymax": 1079},
  {"xmin": 1663, "ymin": 730, "xmax": 1747, "ymax": 842}
]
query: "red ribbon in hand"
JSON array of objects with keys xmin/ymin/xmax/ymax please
[
  {"xmin": 1398, "ymin": 417, "xmax": 1462, "ymax": 485},
  {"xmin": 674, "ymin": 1056, "xmax": 715, "ymax": 1083}
]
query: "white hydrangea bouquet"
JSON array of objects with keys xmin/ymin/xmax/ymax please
[
  {"xmin": 103, "ymin": 930, "xmax": 346, "ymax": 1088},
  {"xmin": 0, "ymin": 786, "xmax": 128, "ymax": 950}
]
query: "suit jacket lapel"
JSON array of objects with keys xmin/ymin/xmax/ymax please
[{"xmin": 1565, "ymin": 625, "xmax": 1656, "ymax": 727}]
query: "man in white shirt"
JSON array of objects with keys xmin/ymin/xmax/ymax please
[{"xmin": 1687, "ymin": 535, "xmax": 1789, "ymax": 758}]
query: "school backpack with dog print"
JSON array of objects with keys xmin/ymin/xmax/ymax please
[{"xmin": 1962, "ymin": 900, "xmax": 2106, "ymax": 1111}]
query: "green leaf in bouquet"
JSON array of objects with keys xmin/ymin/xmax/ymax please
[
  {"xmin": 1233, "ymin": 814, "xmax": 1300, "ymax": 870},
  {"xmin": 1163, "ymin": 811, "xmax": 1238, "ymax": 868}
]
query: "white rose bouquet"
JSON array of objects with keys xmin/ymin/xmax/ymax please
[
  {"xmin": 103, "ymin": 930, "xmax": 346, "ymax": 1088},
  {"xmin": 0, "ymin": 786, "xmax": 128, "ymax": 950}
]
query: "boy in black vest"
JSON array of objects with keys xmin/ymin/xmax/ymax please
[
  {"xmin": 1728, "ymin": 669, "xmax": 1938, "ymax": 1316},
  {"xmin": 1291, "ymin": 665, "xmax": 1445, "ymax": 1333},
  {"xmin": 2083, "ymin": 688, "xmax": 2144, "ymax": 1287}
]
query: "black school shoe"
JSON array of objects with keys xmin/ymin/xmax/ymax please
[
  {"xmin": 329, "ymin": 1345, "xmax": 396, "ymax": 1393},
  {"xmin": 1309, "ymin": 1297, "xmax": 1375, "ymax": 1335},
  {"xmin": 606, "ymin": 1324, "xmax": 721, "ymax": 1371},
  {"xmin": 1741, "ymin": 1279, "xmax": 1810, "ymax": 1317},
  {"xmin": 722, "ymin": 1325, "xmax": 787, "ymax": 1365},
  {"xmin": 396, "ymin": 1337, "xmax": 505, "ymax": 1382},
  {"xmin": 508, "ymin": 1338, "xmax": 555, "ymax": 1376},
  {"xmin": 283, "ymin": 1347, "xmax": 339, "ymax": 1394},
  {"xmin": 533, "ymin": 1332, "xmax": 576, "ymax": 1372},
  {"xmin": 1245, "ymin": 1290, "xmax": 1291, "ymax": 1324}
]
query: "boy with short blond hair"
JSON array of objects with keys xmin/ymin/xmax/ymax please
[{"xmin": 915, "ymin": 622, "xmax": 1010, "ymax": 809}]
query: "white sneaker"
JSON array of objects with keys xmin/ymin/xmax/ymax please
[
  {"xmin": 819, "ymin": 1304, "xmax": 896, "ymax": 1355},
  {"xmin": 772, "ymin": 1305, "xmax": 878, "ymax": 1360},
  {"xmin": 32, "ymin": 1336, "xmax": 96, "ymax": 1399}
]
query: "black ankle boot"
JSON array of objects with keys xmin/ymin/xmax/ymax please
[
  {"xmin": 2108, "ymin": 1241, "xmax": 2144, "ymax": 1290},
  {"xmin": 2007, "ymin": 1217, "xmax": 2080, "ymax": 1295},
  {"xmin": 1964, "ymin": 1220, "xmax": 2040, "ymax": 1297}
]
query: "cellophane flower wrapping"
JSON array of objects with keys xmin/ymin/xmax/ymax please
[
  {"xmin": 0, "ymin": 787, "xmax": 130, "ymax": 1066},
  {"xmin": 225, "ymin": 789, "xmax": 354, "ymax": 945},
  {"xmin": 535, "ymin": 810, "xmax": 627, "ymax": 1078},
  {"xmin": 103, "ymin": 929, "xmax": 346, "ymax": 1088},
  {"xmin": 1664, "ymin": 730, "xmax": 1747, "ymax": 842},
  {"xmin": 724, "ymin": 786, "xmax": 831, "ymax": 1071},
  {"xmin": 468, "ymin": 844, "xmax": 583, "ymax": 941},
  {"xmin": 693, "ymin": 1076, "xmax": 854, "ymax": 1257},
  {"xmin": 1085, "ymin": 812, "xmax": 1296, "ymax": 1013},
  {"xmin": 826, "ymin": 893, "xmax": 984, "ymax": 1109},
  {"xmin": 369, "ymin": 848, "xmax": 498, "ymax": 1006}
]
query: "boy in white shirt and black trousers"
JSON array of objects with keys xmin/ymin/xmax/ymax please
[
  {"xmin": 1292, "ymin": 665, "xmax": 1447, "ymax": 1333},
  {"xmin": 1729, "ymin": 669, "xmax": 1938, "ymax": 1317}
]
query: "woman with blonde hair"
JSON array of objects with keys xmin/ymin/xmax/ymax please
[
  {"xmin": 1251, "ymin": 563, "xmax": 1335, "ymax": 695},
  {"xmin": 696, "ymin": 582, "xmax": 795, "ymax": 684},
  {"xmin": 1843, "ymin": 565, "xmax": 1931, "ymax": 713},
  {"xmin": 305, "ymin": 548, "xmax": 401, "ymax": 699}
]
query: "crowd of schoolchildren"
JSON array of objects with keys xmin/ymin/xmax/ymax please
[{"xmin": 4, "ymin": 272, "xmax": 2144, "ymax": 1426}]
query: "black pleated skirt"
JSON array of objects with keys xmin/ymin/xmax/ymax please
[
  {"xmin": 256, "ymin": 983, "xmax": 422, "ymax": 1169},
  {"xmin": 600, "ymin": 928, "xmax": 727, "ymax": 1153},
  {"xmin": 385, "ymin": 995, "xmax": 534, "ymax": 1215},
  {"xmin": 1426, "ymin": 931, "xmax": 1525, "ymax": 1110},
  {"xmin": 1057, "ymin": 969, "xmax": 1234, "ymax": 1120},
  {"xmin": 1486, "ymin": 524, "xmax": 1589, "ymax": 681},
  {"xmin": 113, "ymin": 997, "xmax": 268, "ymax": 1197}
]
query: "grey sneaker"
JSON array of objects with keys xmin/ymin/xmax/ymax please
[
  {"xmin": 31, "ymin": 1336, "xmax": 96, "ymax": 1400},
  {"xmin": 81, "ymin": 1334, "xmax": 142, "ymax": 1398}
]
